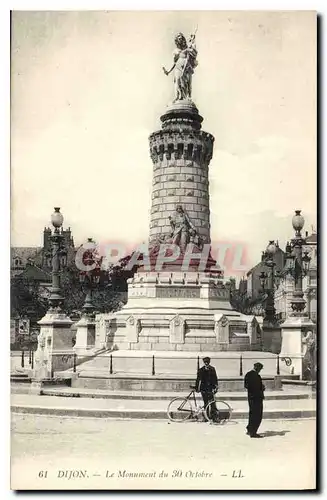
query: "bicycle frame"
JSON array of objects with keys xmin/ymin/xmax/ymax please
[
  {"xmin": 167, "ymin": 386, "xmax": 232, "ymax": 424},
  {"xmin": 177, "ymin": 390, "xmax": 205, "ymax": 417}
]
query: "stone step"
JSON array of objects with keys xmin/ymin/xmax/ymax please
[
  {"xmin": 10, "ymin": 372, "xmax": 30, "ymax": 378},
  {"xmin": 281, "ymin": 379, "xmax": 315, "ymax": 386},
  {"xmin": 11, "ymin": 394, "xmax": 316, "ymax": 420},
  {"xmin": 10, "ymin": 375, "xmax": 31, "ymax": 383},
  {"xmin": 70, "ymin": 371, "xmax": 298, "ymax": 392},
  {"xmin": 41, "ymin": 386, "xmax": 312, "ymax": 401},
  {"xmin": 11, "ymin": 405, "xmax": 316, "ymax": 420}
]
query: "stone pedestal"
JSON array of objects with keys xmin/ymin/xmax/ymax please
[
  {"xmin": 262, "ymin": 319, "xmax": 282, "ymax": 353},
  {"xmin": 74, "ymin": 314, "xmax": 96, "ymax": 355},
  {"xmin": 33, "ymin": 310, "xmax": 73, "ymax": 379},
  {"xmin": 95, "ymin": 271, "xmax": 262, "ymax": 352},
  {"xmin": 280, "ymin": 315, "xmax": 315, "ymax": 378}
]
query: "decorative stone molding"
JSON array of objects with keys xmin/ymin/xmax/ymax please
[
  {"xmin": 95, "ymin": 314, "xmax": 108, "ymax": 349},
  {"xmin": 245, "ymin": 316, "xmax": 259, "ymax": 343},
  {"xmin": 170, "ymin": 314, "xmax": 185, "ymax": 343},
  {"xmin": 149, "ymin": 130, "xmax": 214, "ymax": 164},
  {"xmin": 214, "ymin": 314, "xmax": 229, "ymax": 343},
  {"xmin": 125, "ymin": 315, "xmax": 141, "ymax": 343}
]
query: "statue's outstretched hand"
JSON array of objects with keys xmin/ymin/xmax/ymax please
[{"xmin": 162, "ymin": 67, "xmax": 169, "ymax": 76}]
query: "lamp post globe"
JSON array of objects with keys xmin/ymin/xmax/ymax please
[
  {"xmin": 266, "ymin": 240, "xmax": 277, "ymax": 257},
  {"xmin": 51, "ymin": 207, "xmax": 64, "ymax": 229},
  {"xmin": 292, "ymin": 210, "xmax": 305, "ymax": 235}
]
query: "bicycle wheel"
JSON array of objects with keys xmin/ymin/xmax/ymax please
[
  {"xmin": 167, "ymin": 397, "xmax": 193, "ymax": 422},
  {"xmin": 204, "ymin": 399, "xmax": 232, "ymax": 424}
]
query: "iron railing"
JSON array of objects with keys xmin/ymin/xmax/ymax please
[
  {"xmin": 15, "ymin": 350, "xmax": 34, "ymax": 370},
  {"xmin": 13, "ymin": 350, "xmax": 295, "ymax": 377}
]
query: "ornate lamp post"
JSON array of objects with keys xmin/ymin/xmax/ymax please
[
  {"xmin": 259, "ymin": 241, "xmax": 281, "ymax": 324},
  {"xmin": 32, "ymin": 208, "xmax": 73, "ymax": 388},
  {"xmin": 48, "ymin": 207, "xmax": 66, "ymax": 311},
  {"xmin": 79, "ymin": 238, "xmax": 101, "ymax": 315},
  {"xmin": 74, "ymin": 238, "xmax": 102, "ymax": 355},
  {"xmin": 279, "ymin": 210, "xmax": 315, "ymax": 380},
  {"xmin": 284, "ymin": 210, "xmax": 311, "ymax": 316}
]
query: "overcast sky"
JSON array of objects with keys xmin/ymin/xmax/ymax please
[{"xmin": 11, "ymin": 10, "xmax": 317, "ymax": 269}]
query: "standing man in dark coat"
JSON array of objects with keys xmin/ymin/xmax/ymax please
[
  {"xmin": 196, "ymin": 357, "xmax": 218, "ymax": 421},
  {"xmin": 244, "ymin": 362, "xmax": 265, "ymax": 438}
]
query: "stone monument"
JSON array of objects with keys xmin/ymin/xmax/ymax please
[{"xmin": 95, "ymin": 31, "xmax": 261, "ymax": 352}]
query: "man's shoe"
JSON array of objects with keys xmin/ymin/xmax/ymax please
[{"xmin": 250, "ymin": 434, "xmax": 263, "ymax": 438}]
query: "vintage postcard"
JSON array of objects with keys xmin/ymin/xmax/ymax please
[{"xmin": 10, "ymin": 10, "xmax": 317, "ymax": 491}]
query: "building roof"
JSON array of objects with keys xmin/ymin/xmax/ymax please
[
  {"xmin": 246, "ymin": 246, "xmax": 286, "ymax": 277},
  {"xmin": 19, "ymin": 263, "xmax": 51, "ymax": 282},
  {"xmin": 11, "ymin": 247, "xmax": 43, "ymax": 266},
  {"xmin": 246, "ymin": 261, "xmax": 262, "ymax": 277},
  {"xmin": 305, "ymin": 232, "xmax": 317, "ymax": 244}
]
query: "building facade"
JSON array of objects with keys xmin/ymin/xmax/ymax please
[
  {"xmin": 11, "ymin": 226, "xmax": 76, "ymax": 345},
  {"xmin": 246, "ymin": 243, "xmax": 286, "ymax": 299}
]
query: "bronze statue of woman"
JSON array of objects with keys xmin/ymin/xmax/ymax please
[{"xmin": 162, "ymin": 31, "xmax": 198, "ymax": 102}]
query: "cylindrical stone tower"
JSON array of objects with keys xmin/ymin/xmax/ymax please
[{"xmin": 149, "ymin": 100, "xmax": 214, "ymax": 247}]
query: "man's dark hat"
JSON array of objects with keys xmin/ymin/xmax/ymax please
[{"xmin": 254, "ymin": 362, "xmax": 263, "ymax": 369}]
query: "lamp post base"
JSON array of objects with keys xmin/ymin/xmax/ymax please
[
  {"xmin": 280, "ymin": 315, "xmax": 315, "ymax": 379},
  {"xmin": 33, "ymin": 310, "xmax": 74, "ymax": 380},
  {"xmin": 74, "ymin": 314, "xmax": 96, "ymax": 356},
  {"xmin": 262, "ymin": 319, "xmax": 282, "ymax": 353}
]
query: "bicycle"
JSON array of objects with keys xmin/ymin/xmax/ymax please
[{"xmin": 167, "ymin": 385, "xmax": 232, "ymax": 424}]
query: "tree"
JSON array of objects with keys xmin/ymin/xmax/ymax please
[
  {"xmin": 11, "ymin": 275, "xmax": 48, "ymax": 323},
  {"xmin": 229, "ymin": 287, "xmax": 266, "ymax": 316},
  {"xmin": 11, "ymin": 252, "xmax": 139, "ymax": 324},
  {"xmin": 60, "ymin": 253, "xmax": 138, "ymax": 315}
]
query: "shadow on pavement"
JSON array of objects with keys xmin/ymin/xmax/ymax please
[{"xmin": 260, "ymin": 430, "xmax": 290, "ymax": 437}]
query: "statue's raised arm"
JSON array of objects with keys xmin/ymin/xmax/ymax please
[{"xmin": 162, "ymin": 31, "xmax": 198, "ymax": 102}]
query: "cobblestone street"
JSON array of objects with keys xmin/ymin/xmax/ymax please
[{"xmin": 11, "ymin": 414, "xmax": 316, "ymax": 490}]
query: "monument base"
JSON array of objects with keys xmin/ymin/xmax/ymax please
[{"xmin": 95, "ymin": 271, "xmax": 263, "ymax": 352}]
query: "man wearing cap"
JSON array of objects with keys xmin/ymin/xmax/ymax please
[
  {"xmin": 196, "ymin": 357, "xmax": 219, "ymax": 421},
  {"xmin": 244, "ymin": 362, "xmax": 265, "ymax": 438}
]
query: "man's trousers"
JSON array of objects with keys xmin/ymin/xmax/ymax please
[{"xmin": 246, "ymin": 397, "xmax": 263, "ymax": 435}]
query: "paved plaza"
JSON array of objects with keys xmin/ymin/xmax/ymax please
[{"xmin": 11, "ymin": 414, "xmax": 316, "ymax": 490}]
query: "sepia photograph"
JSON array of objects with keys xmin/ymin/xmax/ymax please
[{"xmin": 9, "ymin": 8, "xmax": 317, "ymax": 491}]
